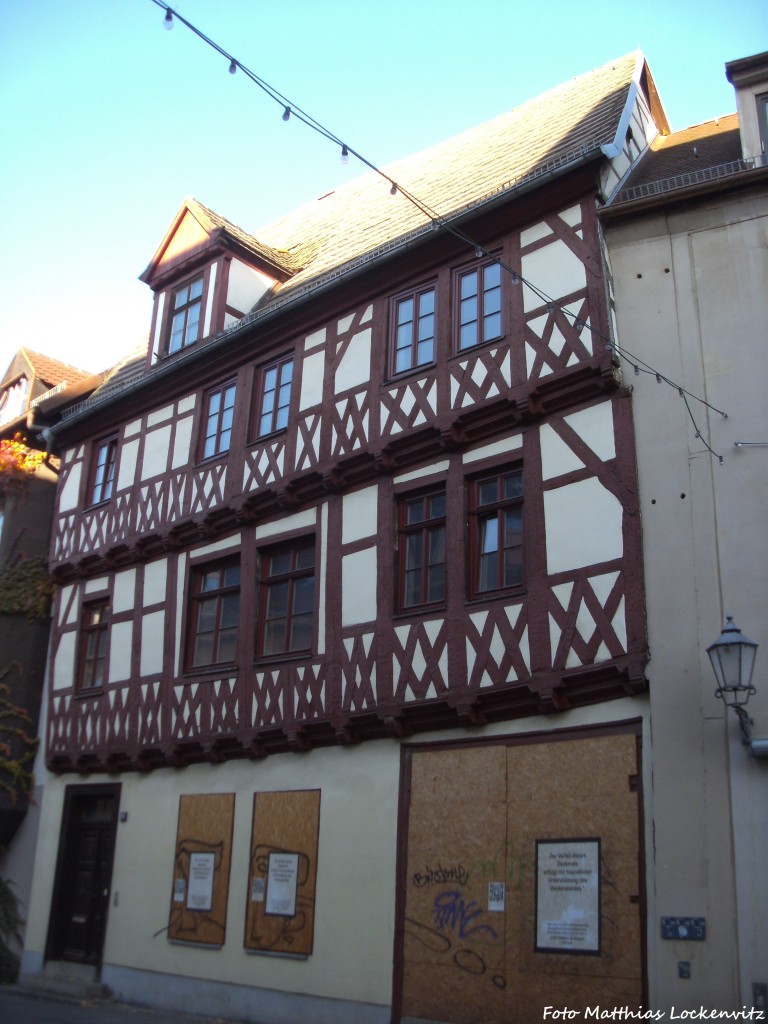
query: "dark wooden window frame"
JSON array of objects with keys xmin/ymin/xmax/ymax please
[
  {"xmin": 185, "ymin": 556, "xmax": 241, "ymax": 672},
  {"xmin": 168, "ymin": 274, "xmax": 204, "ymax": 355},
  {"xmin": 396, "ymin": 486, "xmax": 447, "ymax": 613},
  {"xmin": 389, "ymin": 282, "xmax": 437, "ymax": 376},
  {"xmin": 256, "ymin": 536, "xmax": 316, "ymax": 659},
  {"xmin": 199, "ymin": 379, "xmax": 237, "ymax": 461},
  {"xmin": 454, "ymin": 254, "xmax": 504, "ymax": 352},
  {"xmin": 88, "ymin": 435, "xmax": 118, "ymax": 507},
  {"xmin": 253, "ymin": 353, "xmax": 294, "ymax": 439},
  {"xmin": 467, "ymin": 464, "xmax": 524, "ymax": 599},
  {"xmin": 77, "ymin": 599, "xmax": 110, "ymax": 692}
]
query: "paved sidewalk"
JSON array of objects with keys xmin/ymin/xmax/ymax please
[{"xmin": 0, "ymin": 987, "xmax": 257, "ymax": 1024}]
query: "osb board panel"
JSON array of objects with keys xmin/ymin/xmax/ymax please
[
  {"xmin": 244, "ymin": 789, "xmax": 321, "ymax": 956},
  {"xmin": 505, "ymin": 733, "xmax": 642, "ymax": 1019},
  {"xmin": 399, "ymin": 732, "xmax": 642, "ymax": 1024},
  {"xmin": 401, "ymin": 745, "xmax": 508, "ymax": 1024},
  {"xmin": 168, "ymin": 793, "xmax": 235, "ymax": 947}
]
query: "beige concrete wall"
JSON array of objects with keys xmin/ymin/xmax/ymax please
[{"xmin": 604, "ymin": 189, "xmax": 768, "ymax": 1009}]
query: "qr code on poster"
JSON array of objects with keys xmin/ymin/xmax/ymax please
[{"xmin": 488, "ymin": 881, "xmax": 505, "ymax": 911}]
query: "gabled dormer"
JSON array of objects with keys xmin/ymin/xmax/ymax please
[
  {"xmin": 725, "ymin": 51, "xmax": 768, "ymax": 165},
  {"xmin": 139, "ymin": 198, "xmax": 306, "ymax": 369},
  {"xmin": 0, "ymin": 348, "xmax": 95, "ymax": 434}
]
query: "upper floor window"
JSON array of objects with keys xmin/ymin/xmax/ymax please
[
  {"xmin": 468, "ymin": 468, "xmax": 523, "ymax": 597},
  {"xmin": 0, "ymin": 376, "xmax": 29, "ymax": 427},
  {"xmin": 169, "ymin": 277, "xmax": 204, "ymax": 354},
  {"xmin": 255, "ymin": 356, "xmax": 293, "ymax": 437},
  {"xmin": 201, "ymin": 380, "xmax": 237, "ymax": 460},
  {"xmin": 187, "ymin": 557, "xmax": 240, "ymax": 670},
  {"xmin": 456, "ymin": 259, "xmax": 502, "ymax": 350},
  {"xmin": 397, "ymin": 489, "xmax": 446, "ymax": 611},
  {"xmin": 89, "ymin": 436, "xmax": 118, "ymax": 506},
  {"xmin": 392, "ymin": 286, "xmax": 436, "ymax": 374},
  {"xmin": 258, "ymin": 538, "xmax": 315, "ymax": 657},
  {"xmin": 77, "ymin": 600, "xmax": 110, "ymax": 691}
]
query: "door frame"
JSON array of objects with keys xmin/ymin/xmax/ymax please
[{"xmin": 45, "ymin": 782, "xmax": 121, "ymax": 969}]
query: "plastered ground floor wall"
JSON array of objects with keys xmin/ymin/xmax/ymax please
[{"xmin": 19, "ymin": 696, "xmax": 744, "ymax": 1023}]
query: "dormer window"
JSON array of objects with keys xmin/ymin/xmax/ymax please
[{"xmin": 169, "ymin": 276, "xmax": 204, "ymax": 354}]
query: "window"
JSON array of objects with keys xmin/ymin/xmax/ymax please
[
  {"xmin": 77, "ymin": 600, "xmax": 110, "ymax": 691},
  {"xmin": 397, "ymin": 489, "xmax": 446, "ymax": 610},
  {"xmin": 759, "ymin": 92, "xmax": 768, "ymax": 156},
  {"xmin": 258, "ymin": 538, "xmax": 315, "ymax": 657},
  {"xmin": 469, "ymin": 468, "xmax": 523, "ymax": 597},
  {"xmin": 169, "ymin": 276, "xmax": 204, "ymax": 354},
  {"xmin": 256, "ymin": 356, "xmax": 293, "ymax": 437},
  {"xmin": 392, "ymin": 286, "xmax": 436, "ymax": 374},
  {"xmin": 201, "ymin": 380, "xmax": 237, "ymax": 459},
  {"xmin": 89, "ymin": 436, "xmax": 118, "ymax": 506},
  {"xmin": 187, "ymin": 558, "xmax": 240, "ymax": 669},
  {"xmin": 456, "ymin": 259, "xmax": 502, "ymax": 350}
]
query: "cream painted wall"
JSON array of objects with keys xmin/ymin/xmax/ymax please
[
  {"xmin": 23, "ymin": 701, "xmax": 649, "ymax": 1012},
  {"xmin": 342, "ymin": 547, "xmax": 377, "ymax": 626},
  {"xmin": 604, "ymin": 190, "xmax": 768, "ymax": 1009}
]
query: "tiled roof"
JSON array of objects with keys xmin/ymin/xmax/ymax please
[
  {"xmin": 616, "ymin": 115, "xmax": 741, "ymax": 191},
  {"xmin": 185, "ymin": 199, "xmax": 310, "ymax": 274},
  {"xmin": 254, "ymin": 51, "xmax": 645, "ymax": 294},
  {"xmin": 0, "ymin": 347, "xmax": 92, "ymax": 392}
]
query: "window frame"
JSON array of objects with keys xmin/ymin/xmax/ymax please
[
  {"xmin": 467, "ymin": 466, "xmax": 524, "ymax": 600},
  {"xmin": 396, "ymin": 487, "xmax": 447, "ymax": 613},
  {"xmin": 200, "ymin": 379, "xmax": 237, "ymax": 461},
  {"xmin": 256, "ymin": 537, "xmax": 316, "ymax": 659},
  {"xmin": 454, "ymin": 256, "xmax": 503, "ymax": 352},
  {"xmin": 76, "ymin": 599, "xmax": 110, "ymax": 692},
  {"xmin": 253, "ymin": 354, "xmax": 294, "ymax": 439},
  {"xmin": 185, "ymin": 556, "xmax": 241, "ymax": 672},
  {"xmin": 88, "ymin": 435, "xmax": 118, "ymax": 507},
  {"xmin": 167, "ymin": 275, "xmax": 204, "ymax": 355},
  {"xmin": 389, "ymin": 282, "xmax": 437, "ymax": 376}
]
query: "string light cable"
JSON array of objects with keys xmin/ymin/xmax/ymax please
[{"xmin": 149, "ymin": 2, "xmax": 728, "ymax": 461}]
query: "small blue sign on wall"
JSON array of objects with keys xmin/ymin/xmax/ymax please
[{"xmin": 661, "ymin": 917, "xmax": 706, "ymax": 941}]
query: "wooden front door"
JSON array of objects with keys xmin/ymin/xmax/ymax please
[
  {"xmin": 47, "ymin": 785, "xmax": 120, "ymax": 966},
  {"xmin": 395, "ymin": 726, "xmax": 645, "ymax": 1023}
]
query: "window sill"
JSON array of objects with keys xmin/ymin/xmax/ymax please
[
  {"xmin": 451, "ymin": 334, "xmax": 508, "ymax": 360},
  {"xmin": 386, "ymin": 361, "xmax": 437, "ymax": 385}
]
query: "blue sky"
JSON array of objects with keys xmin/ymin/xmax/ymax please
[{"xmin": 0, "ymin": 0, "xmax": 765, "ymax": 376}]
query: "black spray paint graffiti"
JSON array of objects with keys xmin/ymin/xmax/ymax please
[
  {"xmin": 405, "ymin": 914, "xmax": 507, "ymax": 990},
  {"xmin": 412, "ymin": 862, "xmax": 469, "ymax": 888},
  {"xmin": 432, "ymin": 889, "xmax": 499, "ymax": 941}
]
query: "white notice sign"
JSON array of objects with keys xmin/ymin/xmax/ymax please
[
  {"xmin": 265, "ymin": 852, "xmax": 299, "ymax": 917},
  {"xmin": 535, "ymin": 838, "xmax": 600, "ymax": 954},
  {"xmin": 187, "ymin": 852, "xmax": 215, "ymax": 912}
]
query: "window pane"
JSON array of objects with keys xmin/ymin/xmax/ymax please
[
  {"xmin": 190, "ymin": 277, "xmax": 203, "ymax": 299},
  {"xmin": 216, "ymin": 627, "xmax": 238, "ymax": 663},
  {"xmin": 266, "ymin": 580, "xmax": 289, "ymax": 618},
  {"xmin": 504, "ymin": 472, "xmax": 523, "ymax": 499},
  {"xmin": 460, "ymin": 271, "xmax": 478, "ymax": 300},
  {"xmin": 478, "ymin": 479, "xmax": 498, "ymax": 506},
  {"xmin": 417, "ymin": 311, "xmax": 434, "ymax": 342},
  {"xmin": 268, "ymin": 550, "xmax": 291, "ymax": 576},
  {"xmin": 405, "ymin": 532, "xmax": 424, "ymax": 570},
  {"xmin": 397, "ymin": 298, "xmax": 414, "ymax": 326},
  {"xmin": 395, "ymin": 348, "xmax": 412, "ymax": 373},
  {"xmin": 197, "ymin": 597, "xmax": 217, "ymax": 632},
  {"xmin": 484, "ymin": 263, "xmax": 501, "ymax": 289},
  {"xmin": 220, "ymin": 593, "xmax": 240, "ymax": 629},
  {"xmin": 292, "ymin": 576, "xmax": 315, "ymax": 616},
  {"xmin": 419, "ymin": 289, "xmax": 435, "ymax": 315},
  {"xmin": 289, "ymin": 612, "xmax": 313, "ymax": 652},
  {"xmin": 480, "ymin": 516, "xmax": 499, "ymax": 554},
  {"xmin": 460, "ymin": 323, "xmax": 477, "ymax": 349},
  {"xmin": 427, "ymin": 562, "xmax": 445, "ymax": 604},
  {"xmin": 416, "ymin": 339, "xmax": 433, "ymax": 365},
  {"xmin": 296, "ymin": 544, "xmax": 315, "ymax": 571},
  {"xmin": 193, "ymin": 633, "xmax": 214, "ymax": 667}
]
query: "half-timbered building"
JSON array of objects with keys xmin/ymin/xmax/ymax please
[{"xmin": 22, "ymin": 52, "xmax": 664, "ymax": 1022}]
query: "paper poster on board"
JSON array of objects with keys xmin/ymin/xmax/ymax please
[
  {"xmin": 187, "ymin": 851, "xmax": 216, "ymax": 911},
  {"xmin": 535, "ymin": 838, "xmax": 601, "ymax": 954},
  {"xmin": 265, "ymin": 852, "xmax": 300, "ymax": 917}
]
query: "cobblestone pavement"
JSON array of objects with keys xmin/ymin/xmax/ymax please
[{"xmin": 0, "ymin": 988, "xmax": 257, "ymax": 1024}]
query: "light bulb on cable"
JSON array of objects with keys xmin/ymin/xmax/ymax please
[
  {"xmin": 282, "ymin": 107, "xmax": 291, "ymax": 122},
  {"xmin": 163, "ymin": 9, "xmax": 173, "ymax": 30},
  {"xmin": 228, "ymin": 60, "xmax": 237, "ymax": 75},
  {"xmin": 340, "ymin": 144, "xmax": 350, "ymax": 164}
]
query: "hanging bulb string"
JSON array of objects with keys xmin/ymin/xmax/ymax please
[{"xmin": 149, "ymin": 0, "xmax": 727, "ymax": 460}]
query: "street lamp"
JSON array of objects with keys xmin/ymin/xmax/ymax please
[{"xmin": 707, "ymin": 616, "xmax": 767, "ymax": 757}]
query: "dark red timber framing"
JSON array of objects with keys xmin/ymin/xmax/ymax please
[{"xmin": 45, "ymin": 173, "xmax": 648, "ymax": 776}]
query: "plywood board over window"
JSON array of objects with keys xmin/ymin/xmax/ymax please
[
  {"xmin": 168, "ymin": 793, "xmax": 235, "ymax": 947},
  {"xmin": 244, "ymin": 789, "xmax": 321, "ymax": 957}
]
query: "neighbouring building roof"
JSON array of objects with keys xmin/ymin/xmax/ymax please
[
  {"xmin": 0, "ymin": 348, "xmax": 92, "ymax": 394},
  {"xmin": 605, "ymin": 115, "xmax": 751, "ymax": 208}
]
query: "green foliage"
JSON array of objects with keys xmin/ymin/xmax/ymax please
[
  {"xmin": 0, "ymin": 558, "xmax": 54, "ymax": 621},
  {"xmin": 0, "ymin": 666, "xmax": 37, "ymax": 809},
  {"xmin": 0, "ymin": 872, "xmax": 23, "ymax": 983}
]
